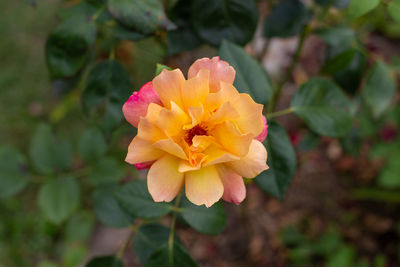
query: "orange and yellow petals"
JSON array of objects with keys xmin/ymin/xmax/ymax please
[
  {"xmin": 153, "ymin": 138, "xmax": 188, "ymax": 160},
  {"xmin": 148, "ymin": 154, "xmax": 184, "ymax": 202},
  {"xmin": 255, "ymin": 115, "xmax": 268, "ymax": 143},
  {"xmin": 217, "ymin": 165, "xmax": 246, "ymax": 205},
  {"xmin": 188, "ymin": 56, "xmax": 235, "ymax": 92},
  {"xmin": 156, "ymin": 103, "xmax": 190, "ymax": 137},
  {"xmin": 226, "ymin": 140, "xmax": 269, "ymax": 178},
  {"xmin": 231, "ymin": 94, "xmax": 264, "ymax": 136},
  {"xmin": 186, "ymin": 106, "xmax": 205, "ymax": 128},
  {"xmin": 191, "ymin": 135, "xmax": 214, "ymax": 151},
  {"xmin": 152, "ymin": 69, "xmax": 185, "ymax": 109},
  {"xmin": 181, "ymin": 69, "xmax": 210, "ymax": 111},
  {"xmin": 204, "ymin": 82, "xmax": 240, "ymax": 112},
  {"xmin": 185, "ymin": 165, "xmax": 224, "ymax": 207},
  {"xmin": 125, "ymin": 137, "xmax": 164, "ymax": 165},
  {"xmin": 137, "ymin": 117, "xmax": 167, "ymax": 142},
  {"xmin": 202, "ymin": 144, "xmax": 239, "ymax": 166},
  {"xmin": 207, "ymin": 102, "xmax": 239, "ymax": 125},
  {"xmin": 122, "ymin": 82, "xmax": 162, "ymax": 128},
  {"xmin": 211, "ymin": 121, "xmax": 253, "ymax": 157}
]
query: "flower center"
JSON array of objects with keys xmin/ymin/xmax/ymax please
[{"xmin": 184, "ymin": 125, "xmax": 208, "ymax": 145}]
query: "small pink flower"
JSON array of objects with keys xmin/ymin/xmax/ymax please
[
  {"xmin": 122, "ymin": 82, "xmax": 162, "ymax": 128},
  {"xmin": 255, "ymin": 115, "xmax": 268, "ymax": 143}
]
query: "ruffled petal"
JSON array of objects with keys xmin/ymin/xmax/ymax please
[
  {"xmin": 153, "ymin": 69, "xmax": 185, "ymax": 109},
  {"xmin": 231, "ymin": 94, "xmax": 264, "ymax": 136},
  {"xmin": 137, "ymin": 117, "xmax": 167, "ymax": 142},
  {"xmin": 185, "ymin": 165, "xmax": 223, "ymax": 207},
  {"xmin": 125, "ymin": 137, "xmax": 163, "ymax": 164},
  {"xmin": 202, "ymin": 144, "xmax": 240, "ymax": 166},
  {"xmin": 153, "ymin": 138, "xmax": 188, "ymax": 160},
  {"xmin": 226, "ymin": 140, "xmax": 269, "ymax": 178},
  {"xmin": 188, "ymin": 56, "xmax": 235, "ymax": 92},
  {"xmin": 207, "ymin": 102, "xmax": 239, "ymax": 125},
  {"xmin": 148, "ymin": 154, "xmax": 184, "ymax": 202},
  {"xmin": 181, "ymin": 69, "xmax": 210, "ymax": 111},
  {"xmin": 217, "ymin": 165, "xmax": 246, "ymax": 205},
  {"xmin": 122, "ymin": 82, "xmax": 162, "ymax": 127},
  {"xmin": 255, "ymin": 115, "xmax": 268, "ymax": 142},
  {"xmin": 156, "ymin": 102, "xmax": 190, "ymax": 137}
]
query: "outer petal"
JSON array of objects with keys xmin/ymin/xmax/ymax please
[
  {"xmin": 255, "ymin": 115, "xmax": 268, "ymax": 142},
  {"xmin": 137, "ymin": 117, "xmax": 167, "ymax": 142},
  {"xmin": 148, "ymin": 154, "xmax": 184, "ymax": 202},
  {"xmin": 125, "ymin": 137, "xmax": 163, "ymax": 164},
  {"xmin": 122, "ymin": 82, "xmax": 162, "ymax": 127},
  {"xmin": 226, "ymin": 140, "xmax": 269, "ymax": 178},
  {"xmin": 188, "ymin": 56, "xmax": 235, "ymax": 92},
  {"xmin": 185, "ymin": 165, "xmax": 224, "ymax": 207},
  {"xmin": 152, "ymin": 69, "xmax": 185, "ymax": 109},
  {"xmin": 231, "ymin": 94, "xmax": 264, "ymax": 136},
  {"xmin": 217, "ymin": 165, "xmax": 246, "ymax": 205}
]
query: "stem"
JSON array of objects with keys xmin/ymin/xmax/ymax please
[
  {"xmin": 116, "ymin": 223, "xmax": 141, "ymax": 259},
  {"xmin": 91, "ymin": 6, "xmax": 106, "ymax": 22},
  {"xmin": 267, "ymin": 24, "xmax": 310, "ymax": 113},
  {"xmin": 267, "ymin": 107, "xmax": 294, "ymax": 119},
  {"xmin": 168, "ymin": 192, "xmax": 182, "ymax": 266}
]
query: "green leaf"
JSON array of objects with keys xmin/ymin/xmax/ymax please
[
  {"xmin": 82, "ymin": 59, "xmax": 133, "ymax": 131},
  {"xmin": 315, "ymin": 27, "xmax": 355, "ymax": 48},
  {"xmin": 78, "ymin": 127, "xmax": 107, "ymax": 162},
  {"xmin": 321, "ymin": 49, "xmax": 356, "ymax": 74},
  {"xmin": 255, "ymin": 121, "xmax": 296, "ymax": 200},
  {"xmin": 362, "ymin": 61, "xmax": 396, "ymax": 118},
  {"xmin": 30, "ymin": 124, "xmax": 73, "ymax": 174},
  {"xmin": 93, "ymin": 185, "xmax": 134, "ymax": 228},
  {"xmin": 107, "ymin": 0, "xmax": 174, "ymax": 34},
  {"xmin": 348, "ymin": 0, "xmax": 379, "ymax": 19},
  {"xmin": 264, "ymin": 0, "xmax": 311, "ymax": 38},
  {"xmin": 64, "ymin": 211, "xmax": 95, "ymax": 242},
  {"xmin": 378, "ymin": 151, "xmax": 400, "ymax": 188},
  {"xmin": 38, "ymin": 176, "xmax": 80, "ymax": 224},
  {"xmin": 112, "ymin": 23, "xmax": 147, "ymax": 41},
  {"xmin": 133, "ymin": 224, "xmax": 171, "ymax": 264},
  {"xmin": 219, "ymin": 40, "xmax": 272, "ymax": 104},
  {"xmin": 87, "ymin": 157, "xmax": 124, "ymax": 186},
  {"xmin": 191, "ymin": 0, "xmax": 258, "ymax": 46},
  {"xmin": 388, "ymin": 0, "xmax": 400, "ymax": 24},
  {"xmin": 0, "ymin": 146, "xmax": 29, "ymax": 198},
  {"xmin": 145, "ymin": 243, "xmax": 198, "ymax": 267},
  {"xmin": 326, "ymin": 244, "xmax": 356, "ymax": 267},
  {"xmin": 115, "ymin": 180, "xmax": 172, "ymax": 219},
  {"xmin": 86, "ymin": 256, "xmax": 123, "ymax": 267},
  {"xmin": 63, "ymin": 245, "xmax": 88, "ymax": 267},
  {"xmin": 291, "ymin": 78, "xmax": 353, "ymax": 137},
  {"xmin": 180, "ymin": 197, "xmax": 226, "ymax": 235},
  {"xmin": 155, "ymin": 63, "xmax": 171, "ymax": 76},
  {"xmin": 46, "ymin": 15, "xmax": 96, "ymax": 78}
]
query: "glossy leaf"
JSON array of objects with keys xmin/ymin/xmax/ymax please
[
  {"xmin": 86, "ymin": 256, "xmax": 123, "ymax": 267},
  {"xmin": 0, "ymin": 146, "xmax": 29, "ymax": 198},
  {"xmin": 78, "ymin": 127, "xmax": 107, "ymax": 162},
  {"xmin": 107, "ymin": 0, "xmax": 174, "ymax": 34},
  {"xmin": 264, "ymin": 0, "xmax": 310, "ymax": 38},
  {"xmin": 348, "ymin": 0, "xmax": 379, "ymax": 19},
  {"xmin": 321, "ymin": 49, "xmax": 356, "ymax": 74},
  {"xmin": 291, "ymin": 78, "xmax": 353, "ymax": 137},
  {"xmin": 145, "ymin": 242, "xmax": 198, "ymax": 267},
  {"xmin": 192, "ymin": 0, "xmax": 258, "ymax": 46},
  {"xmin": 255, "ymin": 121, "xmax": 296, "ymax": 200},
  {"xmin": 38, "ymin": 176, "xmax": 80, "ymax": 224},
  {"xmin": 388, "ymin": 0, "xmax": 400, "ymax": 24},
  {"xmin": 30, "ymin": 124, "xmax": 73, "ymax": 174},
  {"xmin": 93, "ymin": 186, "xmax": 134, "ymax": 228},
  {"xmin": 87, "ymin": 157, "xmax": 124, "ymax": 186},
  {"xmin": 362, "ymin": 61, "xmax": 396, "ymax": 118},
  {"xmin": 46, "ymin": 15, "xmax": 96, "ymax": 78},
  {"xmin": 219, "ymin": 40, "xmax": 272, "ymax": 104},
  {"xmin": 82, "ymin": 59, "xmax": 133, "ymax": 131},
  {"xmin": 180, "ymin": 197, "xmax": 226, "ymax": 235},
  {"xmin": 115, "ymin": 180, "xmax": 172, "ymax": 219}
]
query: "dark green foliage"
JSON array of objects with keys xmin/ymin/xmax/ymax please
[{"xmin": 86, "ymin": 256, "xmax": 123, "ymax": 267}]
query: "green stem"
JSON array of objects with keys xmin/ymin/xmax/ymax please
[
  {"xmin": 91, "ymin": 6, "xmax": 106, "ymax": 22},
  {"xmin": 116, "ymin": 223, "xmax": 141, "ymax": 259},
  {"xmin": 168, "ymin": 192, "xmax": 182, "ymax": 266},
  {"xmin": 267, "ymin": 107, "xmax": 294, "ymax": 119},
  {"xmin": 267, "ymin": 24, "xmax": 310, "ymax": 113}
]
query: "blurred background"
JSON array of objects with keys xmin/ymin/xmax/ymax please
[{"xmin": 1, "ymin": 0, "xmax": 400, "ymax": 266}]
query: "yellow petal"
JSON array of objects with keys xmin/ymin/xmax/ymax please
[
  {"xmin": 178, "ymin": 160, "xmax": 201, "ymax": 172},
  {"xmin": 148, "ymin": 154, "xmax": 184, "ymax": 202},
  {"xmin": 217, "ymin": 165, "xmax": 246, "ymax": 204},
  {"xmin": 145, "ymin": 103, "xmax": 163, "ymax": 123},
  {"xmin": 153, "ymin": 138, "xmax": 188, "ymax": 160},
  {"xmin": 185, "ymin": 106, "xmax": 205, "ymax": 129},
  {"xmin": 185, "ymin": 165, "xmax": 223, "ymax": 207},
  {"xmin": 226, "ymin": 140, "xmax": 269, "ymax": 178},
  {"xmin": 152, "ymin": 69, "xmax": 185, "ymax": 109},
  {"xmin": 137, "ymin": 117, "xmax": 167, "ymax": 142},
  {"xmin": 202, "ymin": 144, "xmax": 239, "ymax": 166},
  {"xmin": 156, "ymin": 102, "xmax": 190, "ymax": 137},
  {"xmin": 204, "ymin": 82, "xmax": 240, "ymax": 112},
  {"xmin": 181, "ymin": 69, "xmax": 210, "ymax": 111},
  {"xmin": 231, "ymin": 94, "xmax": 264, "ymax": 136},
  {"xmin": 125, "ymin": 137, "xmax": 164, "ymax": 164},
  {"xmin": 191, "ymin": 135, "xmax": 215, "ymax": 151},
  {"xmin": 207, "ymin": 102, "xmax": 239, "ymax": 125},
  {"xmin": 211, "ymin": 121, "xmax": 253, "ymax": 157}
]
